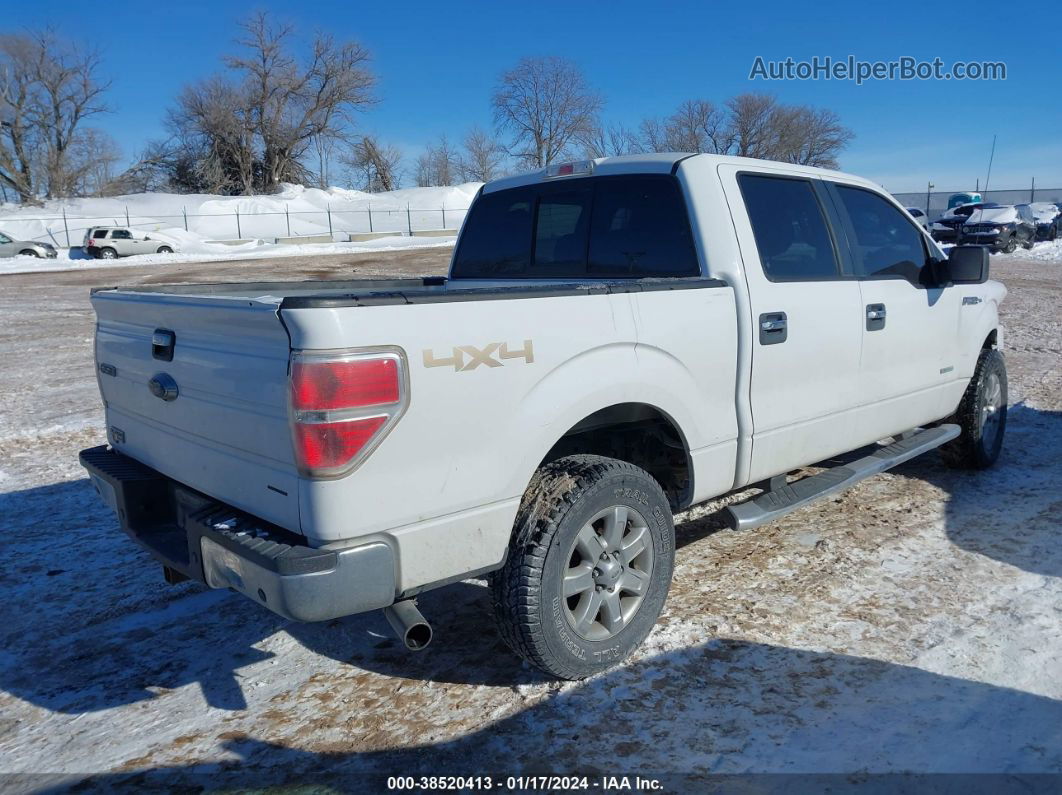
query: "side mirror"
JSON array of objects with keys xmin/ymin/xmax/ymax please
[{"xmin": 943, "ymin": 245, "xmax": 990, "ymax": 284}]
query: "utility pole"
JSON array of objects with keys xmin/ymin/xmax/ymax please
[{"xmin": 983, "ymin": 135, "xmax": 997, "ymax": 199}]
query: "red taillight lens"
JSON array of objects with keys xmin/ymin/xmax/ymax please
[
  {"xmin": 290, "ymin": 350, "xmax": 407, "ymax": 477},
  {"xmin": 291, "ymin": 358, "xmax": 399, "ymax": 411},
  {"xmin": 293, "ymin": 416, "xmax": 387, "ymax": 471}
]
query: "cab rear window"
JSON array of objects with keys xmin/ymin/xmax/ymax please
[{"xmin": 451, "ymin": 175, "xmax": 699, "ymax": 279}]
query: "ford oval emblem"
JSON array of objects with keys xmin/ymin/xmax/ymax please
[{"xmin": 148, "ymin": 373, "xmax": 179, "ymax": 401}]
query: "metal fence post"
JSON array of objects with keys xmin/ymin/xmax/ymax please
[
  {"xmin": 285, "ymin": 206, "xmax": 291, "ymax": 236},
  {"xmin": 327, "ymin": 204, "xmax": 333, "ymax": 237},
  {"xmin": 441, "ymin": 206, "xmax": 446, "ymax": 229},
  {"xmin": 407, "ymin": 204, "xmax": 412, "ymax": 235},
  {"xmin": 62, "ymin": 207, "xmax": 70, "ymax": 248},
  {"xmin": 236, "ymin": 208, "xmax": 241, "ymax": 239},
  {"xmin": 1031, "ymin": 177, "xmax": 1035, "ymax": 202},
  {"xmin": 368, "ymin": 204, "xmax": 373, "ymax": 233},
  {"xmin": 183, "ymin": 207, "xmax": 188, "ymax": 232},
  {"xmin": 125, "ymin": 206, "xmax": 130, "ymax": 227}
]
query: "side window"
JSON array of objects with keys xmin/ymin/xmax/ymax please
[
  {"xmin": 835, "ymin": 186, "xmax": 927, "ymax": 282},
  {"xmin": 93, "ymin": 230, "xmax": 108, "ymax": 239},
  {"xmin": 0, "ymin": 233, "xmax": 10, "ymax": 243},
  {"xmin": 588, "ymin": 176, "xmax": 698, "ymax": 276},
  {"xmin": 738, "ymin": 174, "xmax": 840, "ymax": 281},
  {"xmin": 533, "ymin": 187, "xmax": 591, "ymax": 273},
  {"xmin": 111, "ymin": 229, "xmax": 132, "ymax": 240},
  {"xmin": 450, "ymin": 189, "xmax": 533, "ymax": 277}
]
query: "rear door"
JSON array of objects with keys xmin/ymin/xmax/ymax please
[
  {"xmin": 826, "ymin": 182, "xmax": 964, "ymax": 437},
  {"xmin": 720, "ymin": 166, "xmax": 864, "ymax": 482},
  {"xmin": 108, "ymin": 229, "xmax": 135, "ymax": 255}
]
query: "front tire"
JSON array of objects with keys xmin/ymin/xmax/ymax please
[
  {"xmin": 19, "ymin": 249, "xmax": 40, "ymax": 257},
  {"xmin": 156, "ymin": 246, "xmax": 173, "ymax": 254},
  {"xmin": 490, "ymin": 455, "xmax": 675, "ymax": 680},
  {"xmin": 1002, "ymin": 235, "xmax": 1017, "ymax": 254},
  {"xmin": 941, "ymin": 348, "xmax": 1007, "ymax": 469}
]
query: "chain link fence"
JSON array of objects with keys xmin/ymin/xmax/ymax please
[
  {"xmin": 5, "ymin": 182, "xmax": 1062, "ymax": 249},
  {"xmin": 891, "ymin": 185, "xmax": 1062, "ymax": 216},
  {"xmin": 0, "ymin": 203, "xmax": 472, "ymax": 248}
]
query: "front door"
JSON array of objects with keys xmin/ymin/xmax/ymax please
[
  {"xmin": 720, "ymin": 165, "xmax": 864, "ymax": 483},
  {"xmin": 825, "ymin": 182, "xmax": 964, "ymax": 439}
]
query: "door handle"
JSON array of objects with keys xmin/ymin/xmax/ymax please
[
  {"xmin": 865, "ymin": 303, "xmax": 886, "ymax": 331},
  {"xmin": 759, "ymin": 312, "xmax": 787, "ymax": 345}
]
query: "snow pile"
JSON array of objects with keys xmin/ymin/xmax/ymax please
[
  {"xmin": 0, "ymin": 182, "xmax": 479, "ymax": 273},
  {"xmin": 1009, "ymin": 238, "xmax": 1062, "ymax": 263},
  {"xmin": 0, "ymin": 182, "xmax": 480, "ymax": 244}
]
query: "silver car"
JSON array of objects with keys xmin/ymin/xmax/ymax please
[
  {"xmin": 0, "ymin": 230, "xmax": 58, "ymax": 259},
  {"xmin": 84, "ymin": 227, "xmax": 175, "ymax": 259}
]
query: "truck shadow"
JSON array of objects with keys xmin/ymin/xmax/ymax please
[
  {"xmin": 0, "ymin": 405, "xmax": 1058, "ymax": 716},
  {"xmin": 50, "ymin": 639, "xmax": 1062, "ymax": 790}
]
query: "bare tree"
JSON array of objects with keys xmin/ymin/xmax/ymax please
[
  {"xmin": 768, "ymin": 105, "xmax": 853, "ymax": 168},
  {"xmin": 227, "ymin": 13, "xmax": 376, "ymax": 192},
  {"xmin": 0, "ymin": 30, "xmax": 110, "ymax": 201},
  {"xmin": 725, "ymin": 93, "xmax": 780, "ymax": 160},
  {"xmin": 415, "ymin": 135, "xmax": 460, "ymax": 187},
  {"xmin": 160, "ymin": 12, "xmax": 376, "ymax": 195},
  {"xmin": 343, "ymin": 134, "xmax": 401, "ymax": 191},
  {"xmin": 637, "ymin": 93, "xmax": 852, "ymax": 168},
  {"xmin": 170, "ymin": 77, "xmax": 258, "ymax": 194},
  {"xmin": 492, "ymin": 56, "xmax": 602, "ymax": 168},
  {"xmin": 459, "ymin": 126, "xmax": 505, "ymax": 182},
  {"xmin": 581, "ymin": 122, "xmax": 642, "ymax": 158}
]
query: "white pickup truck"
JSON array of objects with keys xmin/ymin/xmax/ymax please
[{"xmin": 81, "ymin": 153, "xmax": 1007, "ymax": 679}]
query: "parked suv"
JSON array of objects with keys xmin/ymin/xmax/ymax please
[
  {"xmin": 960, "ymin": 204, "xmax": 1036, "ymax": 253},
  {"xmin": 931, "ymin": 202, "xmax": 982, "ymax": 243},
  {"xmin": 0, "ymin": 230, "xmax": 58, "ymax": 259},
  {"xmin": 1027, "ymin": 202, "xmax": 1060, "ymax": 241},
  {"xmin": 84, "ymin": 227, "xmax": 176, "ymax": 259}
]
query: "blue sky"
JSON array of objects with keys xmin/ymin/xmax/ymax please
[{"xmin": 13, "ymin": 0, "xmax": 1062, "ymax": 192}]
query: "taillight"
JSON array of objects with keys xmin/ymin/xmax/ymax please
[{"xmin": 289, "ymin": 348, "xmax": 408, "ymax": 477}]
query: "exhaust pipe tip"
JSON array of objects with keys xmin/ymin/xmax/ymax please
[{"xmin": 384, "ymin": 600, "xmax": 433, "ymax": 651}]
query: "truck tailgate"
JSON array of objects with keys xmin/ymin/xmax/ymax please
[{"xmin": 91, "ymin": 290, "xmax": 299, "ymax": 531}]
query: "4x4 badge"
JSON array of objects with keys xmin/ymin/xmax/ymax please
[{"xmin": 422, "ymin": 340, "xmax": 534, "ymax": 372}]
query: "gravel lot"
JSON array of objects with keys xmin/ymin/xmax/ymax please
[{"xmin": 0, "ymin": 248, "xmax": 1059, "ymax": 789}]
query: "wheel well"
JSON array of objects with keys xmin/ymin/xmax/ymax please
[
  {"xmin": 983, "ymin": 329, "xmax": 997, "ymax": 349},
  {"xmin": 540, "ymin": 403, "xmax": 692, "ymax": 510}
]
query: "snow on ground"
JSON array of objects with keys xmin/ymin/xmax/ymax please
[
  {"xmin": 0, "ymin": 250, "xmax": 1060, "ymax": 788},
  {"xmin": 0, "ymin": 233, "xmax": 456, "ymax": 275}
]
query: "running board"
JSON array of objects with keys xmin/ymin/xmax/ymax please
[{"xmin": 725, "ymin": 424, "xmax": 960, "ymax": 531}]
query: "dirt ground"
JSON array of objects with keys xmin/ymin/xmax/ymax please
[{"xmin": 0, "ymin": 249, "xmax": 1059, "ymax": 790}]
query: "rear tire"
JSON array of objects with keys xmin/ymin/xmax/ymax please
[
  {"xmin": 99, "ymin": 247, "xmax": 118, "ymax": 259},
  {"xmin": 490, "ymin": 455, "xmax": 675, "ymax": 680},
  {"xmin": 941, "ymin": 348, "xmax": 1007, "ymax": 469},
  {"xmin": 156, "ymin": 246, "xmax": 173, "ymax": 254}
]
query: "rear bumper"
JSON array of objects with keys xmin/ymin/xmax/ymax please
[{"xmin": 79, "ymin": 445, "xmax": 396, "ymax": 622}]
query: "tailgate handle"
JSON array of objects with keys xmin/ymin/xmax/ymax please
[{"xmin": 152, "ymin": 329, "xmax": 176, "ymax": 361}]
